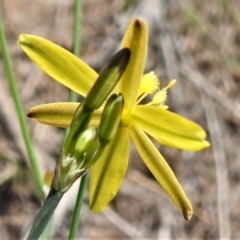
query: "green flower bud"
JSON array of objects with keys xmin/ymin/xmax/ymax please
[
  {"xmin": 81, "ymin": 139, "xmax": 103, "ymax": 169},
  {"xmin": 84, "ymin": 48, "xmax": 130, "ymax": 110},
  {"xmin": 74, "ymin": 126, "xmax": 97, "ymax": 163},
  {"xmin": 99, "ymin": 94, "xmax": 123, "ymax": 147}
]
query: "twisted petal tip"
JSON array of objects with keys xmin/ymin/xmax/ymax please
[{"xmin": 184, "ymin": 210, "xmax": 192, "ymax": 221}]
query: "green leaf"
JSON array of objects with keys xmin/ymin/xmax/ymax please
[
  {"xmin": 128, "ymin": 125, "xmax": 192, "ymax": 220},
  {"xmin": 89, "ymin": 127, "xmax": 129, "ymax": 212},
  {"xmin": 27, "ymin": 189, "xmax": 63, "ymax": 240},
  {"xmin": 18, "ymin": 34, "xmax": 98, "ymax": 96},
  {"xmin": 131, "ymin": 105, "xmax": 210, "ymax": 151}
]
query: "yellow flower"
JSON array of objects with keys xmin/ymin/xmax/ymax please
[{"xmin": 18, "ymin": 18, "xmax": 209, "ymax": 220}]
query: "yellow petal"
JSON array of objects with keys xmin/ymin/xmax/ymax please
[
  {"xmin": 18, "ymin": 34, "xmax": 98, "ymax": 96},
  {"xmin": 116, "ymin": 19, "xmax": 147, "ymax": 114},
  {"xmin": 128, "ymin": 125, "xmax": 192, "ymax": 220},
  {"xmin": 89, "ymin": 127, "xmax": 129, "ymax": 212},
  {"xmin": 130, "ymin": 105, "xmax": 210, "ymax": 151},
  {"xmin": 28, "ymin": 102, "xmax": 102, "ymax": 128}
]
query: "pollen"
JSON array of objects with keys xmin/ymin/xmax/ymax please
[
  {"xmin": 151, "ymin": 89, "xmax": 167, "ymax": 106},
  {"xmin": 138, "ymin": 71, "xmax": 159, "ymax": 97},
  {"xmin": 136, "ymin": 71, "xmax": 160, "ymax": 104},
  {"xmin": 145, "ymin": 79, "xmax": 177, "ymax": 107}
]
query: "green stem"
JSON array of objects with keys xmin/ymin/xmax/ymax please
[
  {"xmin": 68, "ymin": 173, "xmax": 88, "ymax": 240},
  {"xmin": 64, "ymin": 0, "xmax": 82, "ymax": 142},
  {"xmin": 0, "ymin": 4, "xmax": 44, "ymax": 198},
  {"xmin": 69, "ymin": 0, "xmax": 82, "ymax": 103},
  {"xmin": 67, "ymin": 1, "xmax": 86, "ymax": 239}
]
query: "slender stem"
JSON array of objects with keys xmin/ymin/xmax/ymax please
[
  {"xmin": 68, "ymin": 1, "xmax": 87, "ymax": 239},
  {"xmin": 64, "ymin": 0, "xmax": 82, "ymax": 142},
  {"xmin": 0, "ymin": 4, "xmax": 44, "ymax": 198},
  {"xmin": 69, "ymin": 0, "xmax": 82, "ymax": 102},
  {"xmin": 68, "ymin": 173, "xmax": 88, "ymax": 240}
]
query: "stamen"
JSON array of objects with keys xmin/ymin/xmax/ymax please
[
  {"xmin": 167, "ymin": 79, "xmax": 177, "ymax": 89},
  {"xmin": 138, "ymin": 71, "xmax": 159, "ymax": 97},
  {"xmin": 145, "ymin": 79, "xmax": 177, "ymax": 107},
  {"xmin": 136, "ymin": 93, "xmax": 148, "ymax": 105}
]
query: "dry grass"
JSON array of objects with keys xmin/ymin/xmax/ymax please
[{"xmin": 1, "ymin": 0, "xmax": 240, "ymax": 239}]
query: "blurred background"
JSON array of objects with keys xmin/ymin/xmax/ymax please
[{"xmin": 1, "ymin": 0, "xmax": 240, "ymax": 239}]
